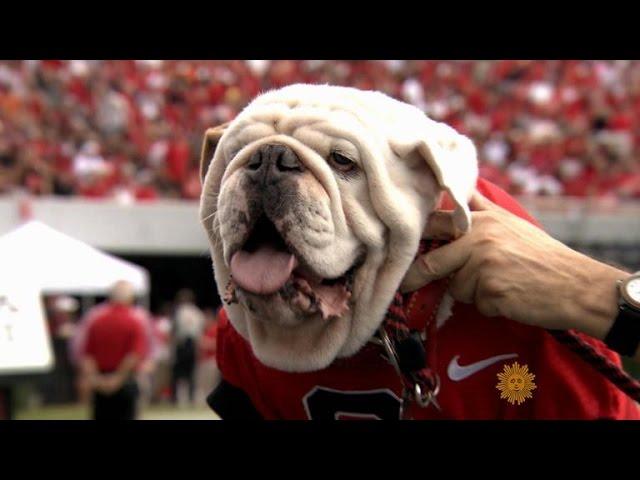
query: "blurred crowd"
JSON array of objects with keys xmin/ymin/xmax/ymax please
[
  {"xmin": 40, "ymin": 286, "xmax": 220, "ymax": 413},
  {"xmin": 1, "ymin": 60, "xmax": 640, "ymax": 200}
]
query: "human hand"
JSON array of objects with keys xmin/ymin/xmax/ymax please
[{"xmin": 401, "ymin": 191, "xmax": 629, "ymax": 340}]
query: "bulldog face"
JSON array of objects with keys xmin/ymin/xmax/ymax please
[{"xmin": 200, "ymin": 84, "xmax": 477, "ymax": 372}]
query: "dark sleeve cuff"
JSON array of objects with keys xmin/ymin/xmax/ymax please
[{"xmin": 207, "ymin": 379, "xmax": 263, "ymax": 420}]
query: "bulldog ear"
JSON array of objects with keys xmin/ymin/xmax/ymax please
[
  {"xmin": 390, "ymin": 121, "xmax": 478, "ymax": 233},
  {"xmin": 200, "ymin": 123, "xmax": 230, "ymax": 184}
]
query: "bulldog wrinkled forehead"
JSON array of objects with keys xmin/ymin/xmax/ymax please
[
  {"xmin": 240, "ymin": 83, "xmax": 427, "ymax": 132},
  {"xmin": 213, "ymin": 83, "xmax": 478, "ymax": 233},
  {"xmin": 247, "ymin": 84, "xmax": 477, "ymax": 231}
]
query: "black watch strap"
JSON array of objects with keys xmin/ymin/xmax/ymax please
[{"xmin": 604, "ymin": 304, "xmax": 640, "ymax": 357}]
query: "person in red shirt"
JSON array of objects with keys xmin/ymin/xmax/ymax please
[
  {"xmin": 80, "ymin": 280, "xmax": 148, "ymax": 420},
  {"xmin": 208, "ymin": 179, "xmax": 640, "ymax": 420},
  {"xmin": 199, "ymin": 308, "xmax": 220, "ymax": 363},
  {"xmin": 164, "ymin": 135, "xmax": 191, "ymax": 185}
]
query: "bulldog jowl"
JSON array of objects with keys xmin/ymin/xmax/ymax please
[{"xmin": 225, "ymin": 213, "xmax": 355, "ymax": 321}]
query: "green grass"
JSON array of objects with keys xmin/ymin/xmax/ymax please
[{"xmin": 15, "ymin": 403, "xmax": 219, "ymax": 420}]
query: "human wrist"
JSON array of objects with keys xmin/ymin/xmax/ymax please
[{"xmin": 568, "ymin": 258, "xmax": 629, "ymax": 340}]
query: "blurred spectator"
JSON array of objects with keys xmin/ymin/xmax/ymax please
[
  {"xmin": 78, "ymin": 280, "xmax": 149, "ymax": 420},
  {"xmin": 71, "ymin": 295, "xmax": 155, "ymax": 401},
  {"xmin": 195, "ymin": 307, "xmax": 221, "ymax": 406},
  {"xmin": 38, "ymin": 296, "xmax": 80, "ymax": 405},
  {"xmin": 171, "ymin": 289, "xmax": 205, "ymax": 406},
  {"xmin": 135, "ymin": 304, "xmax": 159, "ymax": 409},
  {"xmin": 1, "ymin": 60, "xmax": 639, "ymax": 200},
  {"xmin": 46, "ymin": 295, "xmax": 79, "ymax": 340},
  {"xmin": 150, "ymin": 302, "xmax": 174, "ymax": 402}
]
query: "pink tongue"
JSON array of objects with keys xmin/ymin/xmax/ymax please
[{"xmin": 230, "ymin": 246, "xmax": 298, "ymax": 295}]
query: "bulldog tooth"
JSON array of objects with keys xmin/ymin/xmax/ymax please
[
  {"xmin": 224, "ymin": 279, "xmax": 238, "ymax": 305},
  {"xmin": 292, "ymin": 290, "xmax": 312, "ymax": 313}
]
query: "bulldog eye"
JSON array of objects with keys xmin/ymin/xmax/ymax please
[{"xmin": 328, "ymin": 152, "xmax": 356, "ymax": 172}]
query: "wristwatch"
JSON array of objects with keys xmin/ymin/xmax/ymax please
[{"xmin": 604, "ymin": 271, "xmax": 640, "ymax": 357}]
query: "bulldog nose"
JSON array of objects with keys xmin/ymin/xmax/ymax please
[{"xmin": 246, "ymin": 144, "xmax": 304, "ymax": 180}]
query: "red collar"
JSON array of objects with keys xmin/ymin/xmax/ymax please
[
  {"xmin": 404, "ymin": 278, "xmax": 450, "ymax": 330},
  {"xmin": 403, "ymin": 277, "xmax": 450, "ymax": 370}
]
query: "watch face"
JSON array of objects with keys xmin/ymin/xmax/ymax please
[{"xmin": 624, "ymin": 277, "xmax": 640, "ymax": 307}]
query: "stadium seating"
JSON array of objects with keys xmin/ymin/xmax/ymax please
[{"xmin": 1, "ymin": 60, "xmax": 639, "ymax": 200}]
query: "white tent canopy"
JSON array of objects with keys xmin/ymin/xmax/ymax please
[{"xmin": 0, "ymin": 221, "xmax": 149, "ymax": 295}]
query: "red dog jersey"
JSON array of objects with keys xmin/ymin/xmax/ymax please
[{"xmin": 210, "ymin": 179, "xmax": 640, "ymax": 420}]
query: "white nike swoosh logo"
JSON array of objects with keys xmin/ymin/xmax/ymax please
[{"xmin": 447, "ymin": 353, "xmax": 519, "ymax": 381}]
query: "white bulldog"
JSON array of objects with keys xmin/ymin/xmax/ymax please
[{"xmin": 200, "ymin": 84, "xmax": 477, "ymax": 373}]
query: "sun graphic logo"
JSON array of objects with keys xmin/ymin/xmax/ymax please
[{"xmin": 496, "ymin": 361, "xmax": 536, "ymax": 405}]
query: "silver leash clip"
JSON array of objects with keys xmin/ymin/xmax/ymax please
[
  {"xmin": 378, "ymin": 327, "xmax": 442, "ymax": 414},
  {"xmin": 378, "ymin": 328, "xmax": 403, "ymax": 378},
  {"xmin": 414, "ymin": 375, "xmax": 442, "ymax": 411}
]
